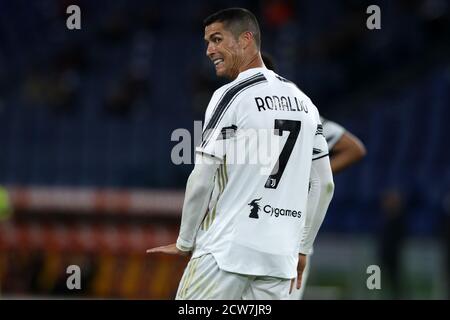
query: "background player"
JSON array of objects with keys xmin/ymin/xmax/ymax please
[
  {"xmin": 260, "ymin": 53, "xmax": 367, "ymax": 299},
  {"xmin": 293, "ymin": 117, "xmax": 366, "ymax": 299}
]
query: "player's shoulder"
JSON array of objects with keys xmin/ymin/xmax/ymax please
[
  {"xmin": 272, "ymin": 73, "xmax": 316, "ymax": 106},
  {"xmin": 270, "ymin": 71, "xmax": 298, "ymax": 89},
  {"xmin": 217, "ymin": 70, "xmax": 268, "ymax": 94},
  {"xmin": 210, "ymin": 70, "xmax": 269, "ymax": 107},
  {"xmin": 295, "ymin": 88, "xmax": 319, "ymax": 120},
  {"xmin": 290, "ymin": 83, "xmax": 319, "ymax": 118},
  {"xmin": 321, "ymin": 116, "xmax": 346, "ymax": 133},
  {"xmin": 262, "ymin": 70, "xmax": 321, "ymax": 120}
]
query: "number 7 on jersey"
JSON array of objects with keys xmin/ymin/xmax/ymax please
[{"xmin": 265, "ymin": 119, "xmax": 301, "ymax": 189}]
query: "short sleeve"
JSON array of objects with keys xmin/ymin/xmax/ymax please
[{"xmin": 321, "ymin": 117, "xmax": 345, "ymax": 150}]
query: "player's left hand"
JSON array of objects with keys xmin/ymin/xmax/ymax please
[
  {"xmin": 289, "ymin": 253, "xmax": 307, "ymax": 294},
  {"xmin": 146, "ymin": 243, "xmax": 191, "ymax": 256}
]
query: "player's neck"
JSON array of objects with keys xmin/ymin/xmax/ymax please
[{"xmin": 238, "ymin": 53, "xmax": 264, "ymax": 76}]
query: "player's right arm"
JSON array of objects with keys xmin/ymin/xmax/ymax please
[
  {"xmin": 291, "ymin": 155, "xmax": 334, "ymax": 291},
  {"xmin": 299, "ymin": 154, "xmax": 334, "ymax": 256},
  {"xmin": 291, "ymin": 123, "xmax": 334, "ymax": 291}
]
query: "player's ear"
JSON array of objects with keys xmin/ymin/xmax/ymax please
[{"xmin": 239, "ymin": 31, "xmax": 253, "ymax": 49}]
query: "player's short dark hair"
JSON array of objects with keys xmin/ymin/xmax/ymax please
[
  {"xmin": 203, "ymin": 8, "xmax": 261, "ymax": 50},
  {"xmin": 261, "ymin": 52, "xmax": 276, "ymax": 71}
]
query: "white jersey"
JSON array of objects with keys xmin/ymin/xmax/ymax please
[
  {"xmin": 193, "ymin": 67, "xmax": 328, "ymax": 279},
  {"xmin": 320, "ymin": 117, "xmax": 345, "ymax": 150}
]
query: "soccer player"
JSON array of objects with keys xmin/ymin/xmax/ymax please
[
  {"xmin": 261, "ymin": 53, "xmax": 366, "ymax": 174},
  {"xmin": 291, "ymin": 117, "xmax": 366, "ymax": 299},
  {"xmin": 261, "ymin": 53, "xmax": 366, "ymax": 299},
  {"xmin": 147, "ymin": 8, "xmax": 334, "ymax": 300},
  {"xmin": 319, "ymin": 118, "xmax": 367, "ymax": 174}
]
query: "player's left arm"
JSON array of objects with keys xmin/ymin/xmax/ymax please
[
  {"xmin": 146, "ymin": 153, "xmax": 220, "ymax": 256},
  {"xmin": 329, "ymin": 131, "xmax": 366, "ymax": 174}
]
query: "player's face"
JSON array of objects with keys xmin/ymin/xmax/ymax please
[{"xmin": 204, "ymin": 22, "xmax": 244, "ymax": 79}]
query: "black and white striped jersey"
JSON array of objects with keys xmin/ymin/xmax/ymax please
[
  {"xmin": 193, "ymin": 67, "xmax": 328, "ymax": 279},
  {"xmin": 320, "ymin": 117, "xmax": 346, "ymax": 150}
]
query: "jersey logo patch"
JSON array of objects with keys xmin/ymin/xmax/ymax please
[
  {"xmin": 315, "ymin": 124, "xmax": 324, "ymax": 136},
  {"xmin": 248, "ymin": 197, "xmax": 262, "ymax": 219},
  {"xmin": 313, "ymin": 148, "xmax": 323, "ymax": 155},
  {"xmin": 217, "ymin": 125, "xmax": 237, "ymax": 140}
]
